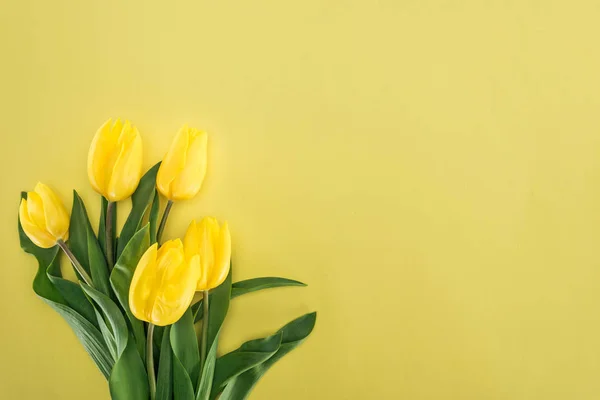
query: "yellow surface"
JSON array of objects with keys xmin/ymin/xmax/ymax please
[{"xmin": 2, "ymin": 1, "xmax": 600, "ymax": 399}]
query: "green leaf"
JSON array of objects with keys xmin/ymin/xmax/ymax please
[
  {"xmin": 173, "ymin": 353, "xmax": 196, "ymax": 400},
  {"xmin": 210, "ymin": 333, "xmax": 282, "ymax": 399},
  {"xmin": 110, "ymin": 225, "xmax": 150, "ymax": 360},
  {"xmin": 80, "ymin": 283, "xmax": 129, "ymax": 360},
  {"xmin": 197, "ymin": 338, "xmax": 218, "ymax": 400},
  {"xmin": 193, "ymin": 276, "xmax": 304, "ymax": 324},
  {"xmin": 82, "ymin": 282, "xmax": 149, "ymax": 400},
  {"xmin": 117, "ymin": 162, "xmax": 160, "ymax": 259},
  {"xmin": 69, "ymin": 191, "xmax": 111, "ymax": 297},
  {"xmin": 218, "ymin": 312, "xmax": 317, "ymax": 400},
  {"xmin": 46, "ymin": 248, "xmax": 98, "ymax": 328},
  {"xmin": 109, "ymin": 336, "xmax": 150, "ymax": 400},
  {"xmin": 171, "ymin": 309, "xmax": 200, "ymax": 390},
  {"xmin": 99, "ymin": 196, "xmax": 117, "ymax": 265},
  {"xmin": 195, "ymin": 269, "xmax": 232, "ymax": 400},
  {"xmin": 149, "ymin": 189, "xmax": 160, "ymax": 244},
  {"xmin": 156, "ymin": 326, "xmax": 173, "ymax": 400},
  {"xmin": 46, "ymin": 299, "xmax": 115, "ymax": 380},
  {"xmin": 207, "ymin": 269, "xmax": 232, "ymax": 352},
  {"xmin": 19, "ymin": 194, "xmax": 113, "ymax": 379},
  {"xmin": 231, "ymin": 277, "xmax": 306, "ymax": 299}
]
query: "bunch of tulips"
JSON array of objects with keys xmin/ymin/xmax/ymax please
[{"xmin": 17, "ymin": 119, "xmax": 316, "ymax": 400}]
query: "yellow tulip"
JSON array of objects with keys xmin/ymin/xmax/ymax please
[
  {"xmin": 184, "ymin": 217, "xmax": 231, "ymax": 291},
  {"xmin": 88, "ymin": 118, "xmax": 143, "ymax": 202},
  {"xmin": 156, "ymin": 126, "xmax": 208, "ymax": 201},
  {"xmin": 19, "ymin": 183, "xmax": 70, "ymax": 248},
  {"xmin": 129, "ymin": 239, "xmax": 200, "ymax": 326}
]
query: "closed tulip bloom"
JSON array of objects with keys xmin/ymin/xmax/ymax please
[
  {"xmin": 19, "ymin": 183, "xmax": 70, "ymax": 248},
  {"xmin": 129, "ymin": 239, "xmax": 200, "ymax": 326},
  {"xmin": 88, "ymin": 118, "xmax": 143, "ymax": 202},
  {"xmin": 184, "ymin": 217, "xmax": 231, "ymax": 291},
  {"xmin": 156, "ymin": 126, "xmax": 208, "ymax": 201}
]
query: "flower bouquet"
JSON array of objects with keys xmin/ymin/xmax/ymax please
[{"xmin": 17, "ymin": 119, "xmax": 316, "ymax": 399}]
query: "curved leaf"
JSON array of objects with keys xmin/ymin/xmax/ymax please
[
  {"xmin": 109, "ymin": 336, "xmax": 150, "ymax": 400},
  {"xmin": 80, "ymin": 283, "xmax": 129, "ymax": 360},
  {"xmin": 231, "ymin": 277, "xmax": 306, "ymax": 299},
  {"xmin": 117, "ymin": 162, "xmax": 160, "ymax": 258},
  {"xmin": 156, "ymin": 326, "xmax": 173, "ymax": 400},
  {"xmin": 47, "ymin": 300, "xmax": 114, "ymax": 379},
  {"xmin": 196, "ymin": 269, "xmax": 232, "ymax": 400},
  {"xmin": 19, "ymin": 195, "xmax": 113, "ymax": 379},
  {"xmin": 197, "ymin": 338, "xmax": 218, "ymax": 400},
  {"xmin": 193, "ymin": 276, "xmax": 304, "ymax": 324},
  {"xmin": 171, "ymin": 309, "xmax": 200, "ymax": 389},
  {"xmin": 69, "ymin": 191, "xmax": 111, "ymax": 297},
  {"xmin": 98, "ymin": 196, "xmax": 117, "ymax": 268},
  {"xmin": 110, "ymin": 225, "xmax": 150, "ymax": 360},
  {"xmin": 210, "ymin": 332, "xmax": 282, "ymax": 400},
  {"xmin": 173, "ymin": 354, "xmax": 196, "ymax": 400},
  {"xmin": 45, "ymin": 248, "xmax": 98, "ymax": 328},
  {"xmin": 218, "ymin": 312, "xmax": 317, "ymax": 400}
]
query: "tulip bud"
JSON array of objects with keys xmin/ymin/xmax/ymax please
[
  {"xmin": 156, "ymin": 126, "xmax": 208, "ymax": 201},
  {"xmin": 87, "ymin": 118, "xmax": 143, "ymax": 202},
  {"xmin": 19, "ymin": 183, "xmax": 70, "ymax": 248},
  {"xmin": 129, "ymin": 239, "xmax": 200, "ymax": 326},
  {"xmin": 184, "ymin": 217, "xmax": 231, "ymax": 291}
]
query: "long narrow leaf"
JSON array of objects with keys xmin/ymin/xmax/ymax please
[
  {"xmin": 45, "ymin": 247, "xmax": 98, "ymax": 328},
  {"xmin": 99, "ymin": 196, "xmax": 117, "ymax": 263},
  {"xmin": 46, "ymin": 300, "xmax": 114, "ymax": 379},
  {"xmin": 171, "ymin": 309, "xmax": 200, "ymax": 389},
  {"xmin": 210, "ymin": 332, "xmax": 282, "ymax": 399},
  {"xmin": 69, "ymin": 191, "xmax": 111, "ymax": 296},
  {"xmin": 195, "ymin": 269, "xmax": 232, "ymax": 400},
  {"xmin": 110, "ymin": 225, "xmax": 150, "ymax": 359},
  {"xmin": 109, "ymin": 336, "xmax": 150, "ymax": 400},
  {"xmin": 193, "ymin": 276, "xmax": 305, "ymax": 324},
  {"xmin": 156, "ymin": 326, "xmax": 173, "ymax": 400},
  {"xmin": 19, "ymin": 195, "xmax": 113, "ymax": 379},
  {"xmin": 218, "ymin": 312, "xmax": 317, "ymax": 400},
  {"xmin": 80, "ymin": 283, "xmax": 129, "ymax": 359},
  {"xmin": 197, "ymin": 339, "xmax": 218, "ymax": 400},
  {"xmin": 117, "ymin": 162, "xmax": 160, "ymax": 258},
  {"xmin": 173, "ymin": 354, "xmax": 196, "ymax": 400}
]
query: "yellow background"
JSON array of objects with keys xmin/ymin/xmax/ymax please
[{"xmin": 2, "ymin": 0, "xmax": 600, "ymax": 399}]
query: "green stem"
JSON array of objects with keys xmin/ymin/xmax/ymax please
[
  {"xmin": 200, "ymin": 290, "xmax": 209, "ymax": 373},
  {"xmin": 156, "ymin": 200, "xmax": 173, "ymax": 244},
  {"xmin": 147, "ymin": 323, "xmax": 156, "ymax": 400},
  {"xmin": 105, "ymin": 201, "xmax": 115, "ymax": 270},
  {"xmin": 57, "ymin": 240, "xmax": 94, "ymax": 287}
]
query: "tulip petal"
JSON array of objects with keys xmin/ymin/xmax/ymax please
[
  {"xmin": 129, "ymin": 240, "xmax": 199, "ymax": 326},
  {"xmin": 34, "ymin": 182, "xmax": 69, "ymax": 240},
  {"xmin": 156, "ymin": 127, "xmax": 189, "ymax": 200},
  {"xmin": 183, "ymin": 220, "xmax": 200, "ymax": 261},
  {"xmin": 88, "ymin": 118, "xmax": 122, "ymax": 197},
  {"xmin": 106, "ymin": 123, "xmax": 143, "ymax": 201},
  {"xmin": 152, "ymin": 254, "xmax": 201, "ymax": 326},
  {"xmin": 129, "ymin": 243, "xmax": 159, "ymax": 323},
  {"xmin": 19, "ymin": 199, "xmax": 56, "ymax": 248},
  {"xmin": 170, "ymin": 129, "xmax": 208, "ymax": 201},
  {"xmin": 26, "ymin": 191, "xmax": 48, "ymax": 231},
  {"xmin": 208, "ymin": 221, "xmax": 231, "ymax": 289}
]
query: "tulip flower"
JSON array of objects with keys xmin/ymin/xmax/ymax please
[
  {"xmin": 156, "ymin": 126, "xmax": 208, "ymax": 202},
  {"xmin": 19, "ymin": 183, "xmax": 93, "ymax": 286},
  {"xmin": 129, "ymin": 239, "xmax": 200, "ymax": 326},
  {"xmin": 87, "ymin": 118, "xmax": 143, "ymax": 202},
  {"xmin": 19, "ymin": 183, "xmax": 70, "ymax": 248},
  {"xmin": 183, "ymin": 217, "xmax": 231, "ymax": 291}
]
